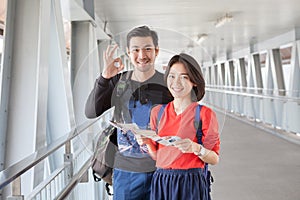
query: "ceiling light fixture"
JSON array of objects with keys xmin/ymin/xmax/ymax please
[
  {"xmin": 215, "ymin": 13, "xmax": 233, "ymax": 28},
  {"xmin": 196, "ymin": 34, "xmax": 208, "ymax": 44}
]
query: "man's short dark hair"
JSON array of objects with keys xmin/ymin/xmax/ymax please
[{"xmin": 127, "ymin": 26, "xmax": 159, "ymax": 48}]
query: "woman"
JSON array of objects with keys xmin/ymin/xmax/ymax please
[{"xmin": 138, "ymin": 53, "xmax": 220, "ymax": 200}]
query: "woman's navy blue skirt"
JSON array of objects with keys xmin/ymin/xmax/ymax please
[{"xmin": 150, "ymin": 168, "xmax": 209, "ymax": 200}]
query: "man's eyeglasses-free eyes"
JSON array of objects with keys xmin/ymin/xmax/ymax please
[{"xmin": 129, "ymin": 47, "xmax": 156, "ymax": 54}]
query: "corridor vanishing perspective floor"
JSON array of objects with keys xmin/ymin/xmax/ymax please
[{"xmin": 210, "ymin": 112, "xmax": 300, "ymax": 200}]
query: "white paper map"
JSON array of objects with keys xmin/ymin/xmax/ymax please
[{"xmin": 109, "ymin": 121, "xmax": 181, "ymax": 146}]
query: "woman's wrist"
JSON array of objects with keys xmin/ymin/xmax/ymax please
[{"xmin": 193, "ymin": 143, "xmax": 206, "ymax": 157}]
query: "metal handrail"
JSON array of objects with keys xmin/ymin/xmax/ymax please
[
  {"xmin": 205, "ymin": 87, "xmax": 300, "ymax": 103},
  {"xmin": 0, "ymin": 117, "xmax": 99, "ymax": 190},
  {"xmin": 54, "ymin": 157, "xmax": 93, "ymax": 200},
  {"xmin": 26, "ymin": 166, "xmax": 66, "ymax": 199}
]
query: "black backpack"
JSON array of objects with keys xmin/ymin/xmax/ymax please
[
  {"xmin": 91, "ymin": 72, "xmax": 132, "ymax": 195},
  {"xmin": 91, "ymin": 124, "xmax": 117, "ymax": 195}
]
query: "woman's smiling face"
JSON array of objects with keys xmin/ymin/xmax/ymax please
[{"xmin": 167, "ymin": 62, "xmax": 194, "ymax": 100}]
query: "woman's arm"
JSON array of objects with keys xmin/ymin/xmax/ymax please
[
  {"xmin": 192, "ymin": 142, "xmax": 219, "ymax": 165},
  {"xmin": 173, "ymin": 139, "xmax": 219, "ymax": 165},
  {"xmin": 136, "ymin": 136, "xmax": 157, "ymax": 160}
]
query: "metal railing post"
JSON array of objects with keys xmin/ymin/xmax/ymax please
[
  {"xmin": 64, "ymin": 141, "xmax": 74, "ymax": 199},
  {"xmin": 7, "ymin": 177, "xmax": 24, "ymax": 200}
]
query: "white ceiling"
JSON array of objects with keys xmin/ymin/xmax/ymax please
[{"xmin": 94, "ymin": 0, "xmax": 300, "ymax": 65}]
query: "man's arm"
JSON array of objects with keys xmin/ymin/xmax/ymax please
[
  {"xmin": 85, "ymin": 75, "xmax": 120, "ymax": 118},
  {"xmin": 85, "ymin": 45, "xmax": 125, "ymax": 118}
]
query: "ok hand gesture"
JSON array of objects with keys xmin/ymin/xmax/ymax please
[{"xmin": 102, "ymin": 45, "xmax": 125, "ymax": 79}]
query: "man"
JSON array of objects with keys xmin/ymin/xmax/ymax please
[{"xmin": 85, "ymin": 26, "xmax": 173, "ymax": 200}]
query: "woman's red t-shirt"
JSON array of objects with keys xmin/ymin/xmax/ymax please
[{"xmin": 150, "ymin": 102, "xmax": 220, "ymax": 169}]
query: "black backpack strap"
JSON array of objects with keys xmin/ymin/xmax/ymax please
[
  {"xmin": 194, "ymin": 104, "xmax": 214, "ymax": 196},
  {"xmin": 114, "ymin": 71, "xmax": 133, "ymax": 121},
  {"xmin": 116, "ymin": 71, "xmax": 133, "ymax": 98},
  {"xmin": 194, "ymin": 104, "xmax": 203, "ymax": 144},
  {"xmin": 92, "ymin": 171, "xmax": 102, "ymax": 182},
  {"xmin": 156, "ymin": 104, "xmax": 167, "ymax": 132},
  {"xmin": 105, "ymin": 183, "xmax": 113, "ymax": 196}
]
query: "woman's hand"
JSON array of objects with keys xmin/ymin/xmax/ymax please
[
  {"xmin": 173, "ymin": 138, "xmax": 198, "ymax": 153},
  {"xmin": 135, "ymin": 135, "xmax": 152, "ymax": 146},
  {"xmin": 135, "ymin": 135, "xmax": 157, "ymax": 160},
  {"xmin": 174, "ymin": 138, "xmax": 219, "ymax": 165},
  {"xmin": 102, "ymin": 45, "xmax": 124, "ymax": 79}
]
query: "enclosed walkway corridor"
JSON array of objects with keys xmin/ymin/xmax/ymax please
[{"xmin": 0, "ymin": 0, "xmax": 300, "ymax": 199}]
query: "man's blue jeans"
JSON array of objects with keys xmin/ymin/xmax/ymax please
[{"xmin": 113, "ymin": 168, "xmax": 153, "ymax": 200}]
